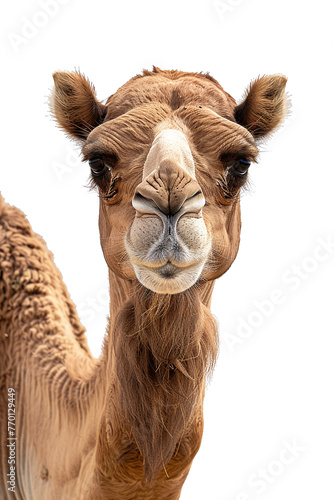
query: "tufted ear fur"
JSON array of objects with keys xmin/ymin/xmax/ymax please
[
  {"xmin": 234, "ymin": 75, "xmax": 288, "ymax": 139},
  {"xmin": 50, "ymin": 71, "xmax": 107, "ymax": 140}
]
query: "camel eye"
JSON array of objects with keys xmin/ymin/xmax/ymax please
[
  {"xmin": 89, "ymin": 158, "xmax": 108, "ymax": 176},
  {"xmin": 231, "ymin": 158, "xmax": 251, "ymax": 177}
]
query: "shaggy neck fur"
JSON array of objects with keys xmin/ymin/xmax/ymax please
[
  {"xmin": 92, "ymin": 272, "xmax": 218, "ymax": 497},
  {"xmin": 104, "ymin": 273, "xmax": 217, "ymax": 465}
]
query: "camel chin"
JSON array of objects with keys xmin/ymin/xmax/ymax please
[
  {"xmin": 126, "ymin": 214, "xmax": 212, "ymax": 293},
  {"xmin": 132, "ymin": 260, "xmax": 206, "ymax": 294}
]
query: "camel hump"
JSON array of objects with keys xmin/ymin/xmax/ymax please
[
  {"xmin": 0, "ymin": 192, "xmax": 90, "ymax": 356},
  {"xmin": 0, "ymin": 193, "xmax": 39, "ymax": 319}
]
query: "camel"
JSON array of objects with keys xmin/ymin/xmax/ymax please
[{"xmin": 0, "ymin": 67, "xmax": 287, "ymax": 500}]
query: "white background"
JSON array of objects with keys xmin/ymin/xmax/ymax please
[{"xmin": 1, "ymin": 1, "xmax": 334, "ymax": 499}]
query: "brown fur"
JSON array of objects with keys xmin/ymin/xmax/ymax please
[
  {"xmin": 0, "ymin": 68, "xmax": 287, "ymax": 499},
  {"xmin": 112, "ymin": 291, "xmax": 218, "ymax": 481},
  {"xmin": 234, "ymin": 75, "xmax": 288, "ymax": 137},
  {"xmin": 50, "ymin": 71, "xmax": 107, "ymax": 140}
]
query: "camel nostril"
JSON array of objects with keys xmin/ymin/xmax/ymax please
[
  {"xmin": 180, "ymin": 191, "xmax": 205, "ymax": 217},
  {"xmin": 133, "ymin": 168, "xmax": 205, "ymax": 217},
  {"xmin": 132, "ymin": 189, "xmax": 205, "ymax": 221},
  {"xmin": 132, "ymin": 192, "xmax": 163, "ymax": 217}
]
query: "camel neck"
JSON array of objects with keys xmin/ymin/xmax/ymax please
[{"xmin": 92, "ymin": 272, "xmax": 218, "ymax": 497}]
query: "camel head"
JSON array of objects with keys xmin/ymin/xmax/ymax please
[{"xmin": 50, "ymin": 68, "xmax": 287, "ymax": 294}]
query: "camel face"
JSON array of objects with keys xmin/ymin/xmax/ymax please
[{"xmin": 51, "ymin": 68, "xmax": 287, "ymax": 294}]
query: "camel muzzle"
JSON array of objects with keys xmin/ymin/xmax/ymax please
[{"xmin": 124, "ymin": 128, "xmax": 212, "ymax": 293}]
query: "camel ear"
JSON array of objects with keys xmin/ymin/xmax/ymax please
[
  {"xmin": 234, "ymin": 75, "xmax": 288, "ymax": 138},
  {"xmin": 50, "ymin": 71, "xmax": 107, "ymax": 140}
]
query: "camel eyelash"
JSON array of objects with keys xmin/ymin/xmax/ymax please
[
  {"xmin": 216, "ymin": 174, "xmax": 234, "ymax": 204},
  {"xmin": 216, "ymin": 161, "xmax": 251, "ymax": 205},
  {"xmin": 88, "ymin": 168, "xmax": 110, "ymax": 190},
  {"xmin": 103, "ymin": 174, "xmax": 120, "ymax": 201}
]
